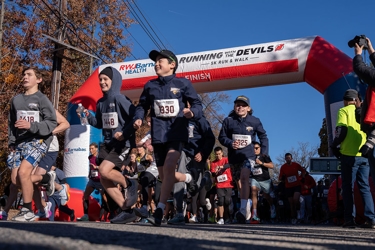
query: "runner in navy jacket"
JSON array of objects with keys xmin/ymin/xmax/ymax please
[
  {"xmin": 219, "ymin": 95, "xmax": 269, "ymax": 224},
  {"xmin": 133, "ymin": 49, "xmax": 203, "ymax": 226}
]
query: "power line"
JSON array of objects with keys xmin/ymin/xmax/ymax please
[
  {"xmin": 130, "ymin": 0, "xmax": 168, "ymax": 49},
  {"xmin": 34, "ymin": 0, "xmax": 108, "ymax": 64},
  {"xmin": 121, "ymin": 23, "xmax": 148, "ymax": 59},
  {"xmin": 122, "ymin": 0, "xmax": 163, "ymax": 50}
]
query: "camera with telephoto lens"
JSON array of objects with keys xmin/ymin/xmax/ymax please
[{"xmin": 348, "ymin": 35, "xmax": 369, "ymax": 49}]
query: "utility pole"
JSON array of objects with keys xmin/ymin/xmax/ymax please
[
  {"xmin": 50, "ymin": 0, "xmax": 66, "ymax": 110},
  {"xmin": 46, "ymin": 0, "xmax": 98, "ymax": 108},
  {"xmin": 0, "ymin": 0, "xmax": 5, "ymax": 74},
  {"xmin": 89, "ymin": 22, "xmax": 95, "ymax": 74}
]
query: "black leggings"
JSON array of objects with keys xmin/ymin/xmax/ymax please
[{"xmin": 140, "ymin": 172, "xmax": 156, "ymax": 206}]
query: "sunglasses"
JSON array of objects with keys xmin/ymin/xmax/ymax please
[{"xmin": 254, "ymin": 147, "xmax": 260, "ymax": 149}]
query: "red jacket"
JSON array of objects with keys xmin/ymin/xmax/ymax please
[{"xmin": 301, "ymin": 174, "xmax": 316, "ymax": 196}]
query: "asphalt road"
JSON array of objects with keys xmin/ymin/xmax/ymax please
[{"xmin": 0, "ymin": 221, "xmax": 375, "ymax": 250}]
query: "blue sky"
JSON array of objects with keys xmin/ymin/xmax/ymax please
[{"xmin": 122, "ymin": 0, "xmax": 375, "ymax": 163}]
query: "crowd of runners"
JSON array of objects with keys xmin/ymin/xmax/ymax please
[{"xmin": 0, "ymin": 48, "xmax": 354, "ymax": 227}]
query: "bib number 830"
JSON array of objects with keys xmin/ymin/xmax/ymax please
[{"xmin": 159, "ymin": 105, "xmax": 174, "ymax": 115}]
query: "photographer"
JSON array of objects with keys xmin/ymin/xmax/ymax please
[
  {"xmin": 349, "ymin": 37, "xmax": 375, "ymax": 158},
  {"xmin": 353, "ymin": 37, "xmax": 375, "ymax": 186}
]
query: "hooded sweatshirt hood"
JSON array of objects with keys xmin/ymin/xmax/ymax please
[{"xmin": 100, "ymin": 66, "xmax": 122, "ymax": 97}]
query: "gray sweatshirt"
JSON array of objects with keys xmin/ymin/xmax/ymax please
[{"xmin": 8, "ymin": 90, "xmax": 57, "ymax": 148}]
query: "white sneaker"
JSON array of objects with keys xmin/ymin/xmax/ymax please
[
  {"xmin": 189, "ymin": 215, "xmax": 198, "ymax": 223},
  {"xmin": 217, "ymin": 218, "xmax": 224, "ymax": 225},
  {"xmin": 77, "ymin": 214, "xmax": 89, "ymax": 221},
  {"xmin": 13, "ymin": 208, "xmax": 36, "ymax": 222},
  {"xmin": 44, "ymin": 201, "xmax": 52, "ymax": 218},
  {"xmin": 46, "ymin": 171, "xmax": 56, "ymax": 196},
  {"xmin": 205, "ymin": 198, "xmax": 212, "ymax": 211}
]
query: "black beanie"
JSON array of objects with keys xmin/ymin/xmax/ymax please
[{"xmin": 99, "ymin": 67, "xmax": 113, "ymax": 80}]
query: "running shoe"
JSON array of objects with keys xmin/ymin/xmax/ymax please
[
  {"xmin": 208, "ymin": 215, "xmax": 216, "ymax": 223},
  {"xmin": 138, "ymin": 218, "xmax": 149, "ymax": 224},
  {"xmin": 77, "ymin": 214, "xmax": 89, "ymax": 221},
  {"xmin": 235, "ymin": 211, "xmax": 246, "ymax": 224},
  {"xmin": 35, "ymin": 201, "xmax": 52, "ymax": 220},
  {"xmin": 46, "ymin": 171, "xmax": 56, "ymax": 196},
  {"xmin": 134, "ymin": 206, "xmax": 149, "ymax": 218},
  {"xmin": 251, "ymin": 215, "xmax": 260, "ymax": 224},
  {"xmin": 60, "ymin": 184, "xmax": 70, "ymax": 206},
  {"xmin": 12, "ymin": 208, "xmax": 36, "ymax": 222},
  {"xmin": 189, "ymin": 215, "xmax": 198, "ymax": 223},
  {"xmin": 168, "ymin": 213, "xmax": 185, "ymax": 225},
  {"xmin": 45, "ymin": 201, "xmax": 52, "ymax": 218},
  {"xmin": 110, "ymin": 210, "xmax": 137, "ymax": 224},
  {"xmin": 70, "ymin": 210, "xmax": 75, "ymax": 222},
  {"xmin": 0, "ymin": 210, "xmax": 8, "ymax": 221},
  {"xmin": 360, "ymin": 220, "xmax": 375, "ymax": 229},
  {"xmin": 270, "ymin": 205, "xmax": 276, "ymax": 219},
  {"xmin": 147, "ymin": 207, "xmax": 163, "ymax": 226},
  {"xmin": 217, "ymin": 218, "xmax": 224, "ymax": 225},
  {"xmin": 342, "ymin": 220, "xmax": 357, "ymax": 228},
  {"xmin": 205, "ymin": 198, "xmax": 212, "ymax": 211}
]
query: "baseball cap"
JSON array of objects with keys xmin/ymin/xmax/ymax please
[
  {"xmin": 149, "ymin": 50, "xmax": 178, "ymax": 70},
  {"xmin": 234, "ymin": 95, "xmax": 250, "ymax": 106},
  {"xmin": 343, "ymin": 89, "xmax": 358, "ymax": 101}
]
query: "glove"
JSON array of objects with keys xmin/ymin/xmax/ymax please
[{"xmin": 330, "ymin": 146, "xmax": 341, "ymax": 159}]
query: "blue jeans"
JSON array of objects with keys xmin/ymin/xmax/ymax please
[{"xmin": 341, "ymin": 155, "xmax": 375, "ymax": 221}]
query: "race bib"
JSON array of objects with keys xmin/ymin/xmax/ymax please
[
  {"xmin": 252, "ymin": 167, "xmax": 263, "ymax": 175},
  {"xmin": 90, "ymin": 170, "xmax": 99, "ymax": 178},
  {"xmin": 232, "ymin": 134, "xmax": 251, "ymax": 149},
  {"xmin": 217, "ymin": 174, "xmax": 228, "ymax": 183},
  {"xmin": 154, "ymin": 99, "xmax": 179, "ymax": 118},
  {"xmin": 287, "ymin": 175, "xmax": 297, "ymax": 183},
  {"xmin": 17, "ymin": 110, "xmax": 39, "ymax": 123},
  {"xmin": 188, "ymin": 124, "xmax": 194, "ymax": 138},
  {"xmin": 102, "ymin": 112, "xmax": 118, "ymax": 129},
  {"xmin": 137, "ymin": 164, "xmax": 146, "ymax": 172}
]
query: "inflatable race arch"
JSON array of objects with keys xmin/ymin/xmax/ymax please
[{"xmin": 64, "ymin": 35, "xmax": 366, "ymax": 190}]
